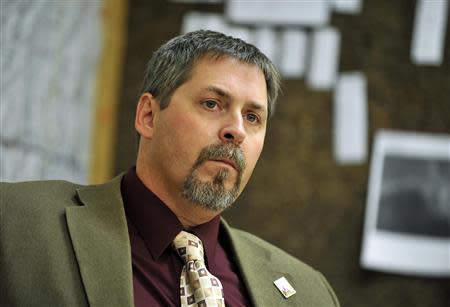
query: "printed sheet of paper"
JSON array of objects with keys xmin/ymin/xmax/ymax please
[
  {"xmin": 307, "ymin": 27, "xmax": 341, "ymax": 90},
  {"xmin": 226, "ymin": 0, "xmax": 331, "ymax": 26},
  {"xmin": 332, "ymin": 0, "xmax": 363, "ymax": 14},
  {"xmin": 333, "ymin": 72, "xmax": 368, "ymax": 164},
  {"xmin": 251, "ymin": 27, "xmax": 277, "ymax": 63},
  {"xmin": 279, "ymin": 29, "xmax": 308, "ymax": 79},
  {"xmin": 411, "ymin": 0, "xmax": 448, "ymax": 65},
  {"xmin": 181, "ymin": 12, "xmax": 252, "ymax": 42}
]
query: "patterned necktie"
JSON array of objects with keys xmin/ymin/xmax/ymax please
[{"xmin": 172, "ymin": 231, "xmax": 225, "ymax": 307}]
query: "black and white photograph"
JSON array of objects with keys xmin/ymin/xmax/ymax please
[
  {"xmin": 361, "ymin": 130, "xmax": 450, "ymax": 277},
  {"xmin": 377, "ymin": 155, "xmax": 449, "ymax": 238}
]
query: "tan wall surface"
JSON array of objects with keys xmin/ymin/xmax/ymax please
[{"xmin": 115, "ymin": 1, "xmax": 450, "ymax": 306}]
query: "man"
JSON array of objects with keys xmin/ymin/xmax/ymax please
[{"xmin": 1, "ymin": 30, "xmax": 340, "ymax": 307}]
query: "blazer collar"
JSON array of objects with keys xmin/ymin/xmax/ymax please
[
  {"xmin": 222, "ymin": 219, "xmax": 298, "ymax": 307},
  {"xmin": 65, "ymin": 174, "xmax": 133, "ymax": 307}
]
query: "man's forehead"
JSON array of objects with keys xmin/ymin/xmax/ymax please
[
  {"xmin": 191, "ymin": 53, "xmax": 265, "ymax": 81},
  {"xmin": 187, "ymin": 56, "xmax": 268, "ymax": 107}
]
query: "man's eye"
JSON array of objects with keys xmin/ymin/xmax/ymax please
[
  {"xmin": 246, "ymin": 113, "xmax": 259, "ymax": 123},
  {"xmin": 202, "ymin": 100, "xmax": 218, "ymax": 109}
]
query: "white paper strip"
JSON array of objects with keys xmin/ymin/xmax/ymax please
[
  {"xmin": 307, "ymin": 27, "xmax": 341, "ymax": 90},
  {"xmin": 332, "ymin": 0, "xmax": 363, "ymax": 14},
  {"xmin": 181, "ymin": 12, "xmax": 252, "ymax": 42},
  {"xmin": 226, "ymin": 0, "xmax": 331, "ymax": 26},
  {"xmin": 279, "ymin": 28, "xmax": 308, "ymax": 79},
  {"xmin": 333, "ymin": 72, "xmax": 367, "ymax": 164},
  {"xmin": 251, "ymin": 27, "xmax": 278, "ymax": 63},
  {"xmin": 411, "ymin": 0, "xmax": 448, "ymax": 65}
]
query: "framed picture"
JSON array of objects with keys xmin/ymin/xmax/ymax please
[{"xmin": 360, "ymin": 130, "xmax": 450, "ymax": 277}]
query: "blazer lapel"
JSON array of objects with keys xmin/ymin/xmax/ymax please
[
  {"xmin": 65, "ymin": 175, "xmax": 133, "ymax": 307},
  {"xmin": 222, "ymin": 220, "xmax": 299, "ymax": 307}
]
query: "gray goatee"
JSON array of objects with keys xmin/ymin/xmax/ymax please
[{"xmin": 182, "ymin": 142, "xmax": 246, "ymax": 211}]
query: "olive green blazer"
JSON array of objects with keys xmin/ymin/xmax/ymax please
[{"xmin": 0, "ymin": 176, "xmax": 339, "ymax": 307}]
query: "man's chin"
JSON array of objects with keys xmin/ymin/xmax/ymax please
[{"xmin": 182, "ymin": 177, "xmax": 239, "ymax": 212}]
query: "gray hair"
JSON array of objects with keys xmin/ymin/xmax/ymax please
[{"xmin": 141, "ymin": 30, "xmax": 281, "ymax": 118}]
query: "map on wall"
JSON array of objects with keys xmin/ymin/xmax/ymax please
[{"xmin": 0, "ymin": 2, "xmax": 103, "ymax": 183}]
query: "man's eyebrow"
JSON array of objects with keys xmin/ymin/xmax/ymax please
[
  {"xmin": 205, "ymin": 85, "xmax": 232, "ymax": 100},
  {"xmin": 247, "ymin": 102, "xmax": 266, "ymax": 112},
  {"xmin": 204, "ymin": 85, "xmax": 267, "ymax": 115}
]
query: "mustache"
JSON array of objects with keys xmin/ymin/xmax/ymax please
[{"xmin": 193, "ymin": 143, "xmax": 246, "ymax": 173}]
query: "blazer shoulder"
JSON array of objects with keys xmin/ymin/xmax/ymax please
[
  {"xmin": 229, "ymin": 227, "xmax": 311, "ymax": 269},
  {"xmin": 1, "ymin": 179, "xmax": 83, "ymax": 195},
  {"xmin": 227, "ymin": 227, "xmax": 340, "ymax": 307},
  {"xmin": 1, "ymin": 180, "xmax": 84, "ymax": 214},
  {"xmin": 1, "ymin": 174, "xmax": 124, "ymax": 214}
]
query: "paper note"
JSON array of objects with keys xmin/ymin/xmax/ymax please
[
  {"xmin": 181, "ymin": 12, "xmax": 252, "ymax": 42},
  {"xmin": 226, "ymin": 0, "xmax": 330, "ymax": 26},
  {"xmin": 411, "ymin": 0, "xmax": 448, "ymax": 65},
  {"xmin": 333, "ymin": 72, "xmax": 368, "ymax": 164},
  {"xmin": 307, "ymin": 27, "xmax": 341, "ymax": 90},
  {"xmin": 279, "ymin": 28, "xmax": 308, "ymax": 79},
  {"xmin": 251, "ymin": 27, "xmax": 277, "ymax": 63},
  {"xmin": 332, "ymin": 0, "xmax": 363, "ymax": 14}
]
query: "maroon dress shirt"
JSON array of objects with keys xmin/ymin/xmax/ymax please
[{"xmin": 121, "ymin": 168, "xmax": 252, "ymax": 307}]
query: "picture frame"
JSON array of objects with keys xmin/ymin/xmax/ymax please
[{"xmin": 360, "ymin": 130, "xmax": 450, "ymax": 277}]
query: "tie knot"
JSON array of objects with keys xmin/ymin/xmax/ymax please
[{"xmin": 172, "ymin": 231, "xmax": 204, "ymax": 263}]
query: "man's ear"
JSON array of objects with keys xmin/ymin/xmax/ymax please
[{"xmin": 135, "ymin": 93, "xmax": 159, "ymax": 140}]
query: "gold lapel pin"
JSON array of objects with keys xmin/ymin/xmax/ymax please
[{"xmin": 274, "ymin": 276, "xmax": 296, "ymax": 299}]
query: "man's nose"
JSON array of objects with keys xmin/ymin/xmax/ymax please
[{"xmin": 219, "ymin": 114, "xmax": 246, "ymax": 145}]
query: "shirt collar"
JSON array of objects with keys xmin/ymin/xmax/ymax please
[{"xmin": 121, "ymin": 167, "xmax": 221, "ymax": 264}]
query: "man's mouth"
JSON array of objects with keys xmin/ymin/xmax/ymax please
[
  {"xmin": 211, "ymin": 158, "xmax": 238, "ymax": 170},
  {"xmin": 194, "ymin": 143, "xmax": 246, "ymax": 174}
]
